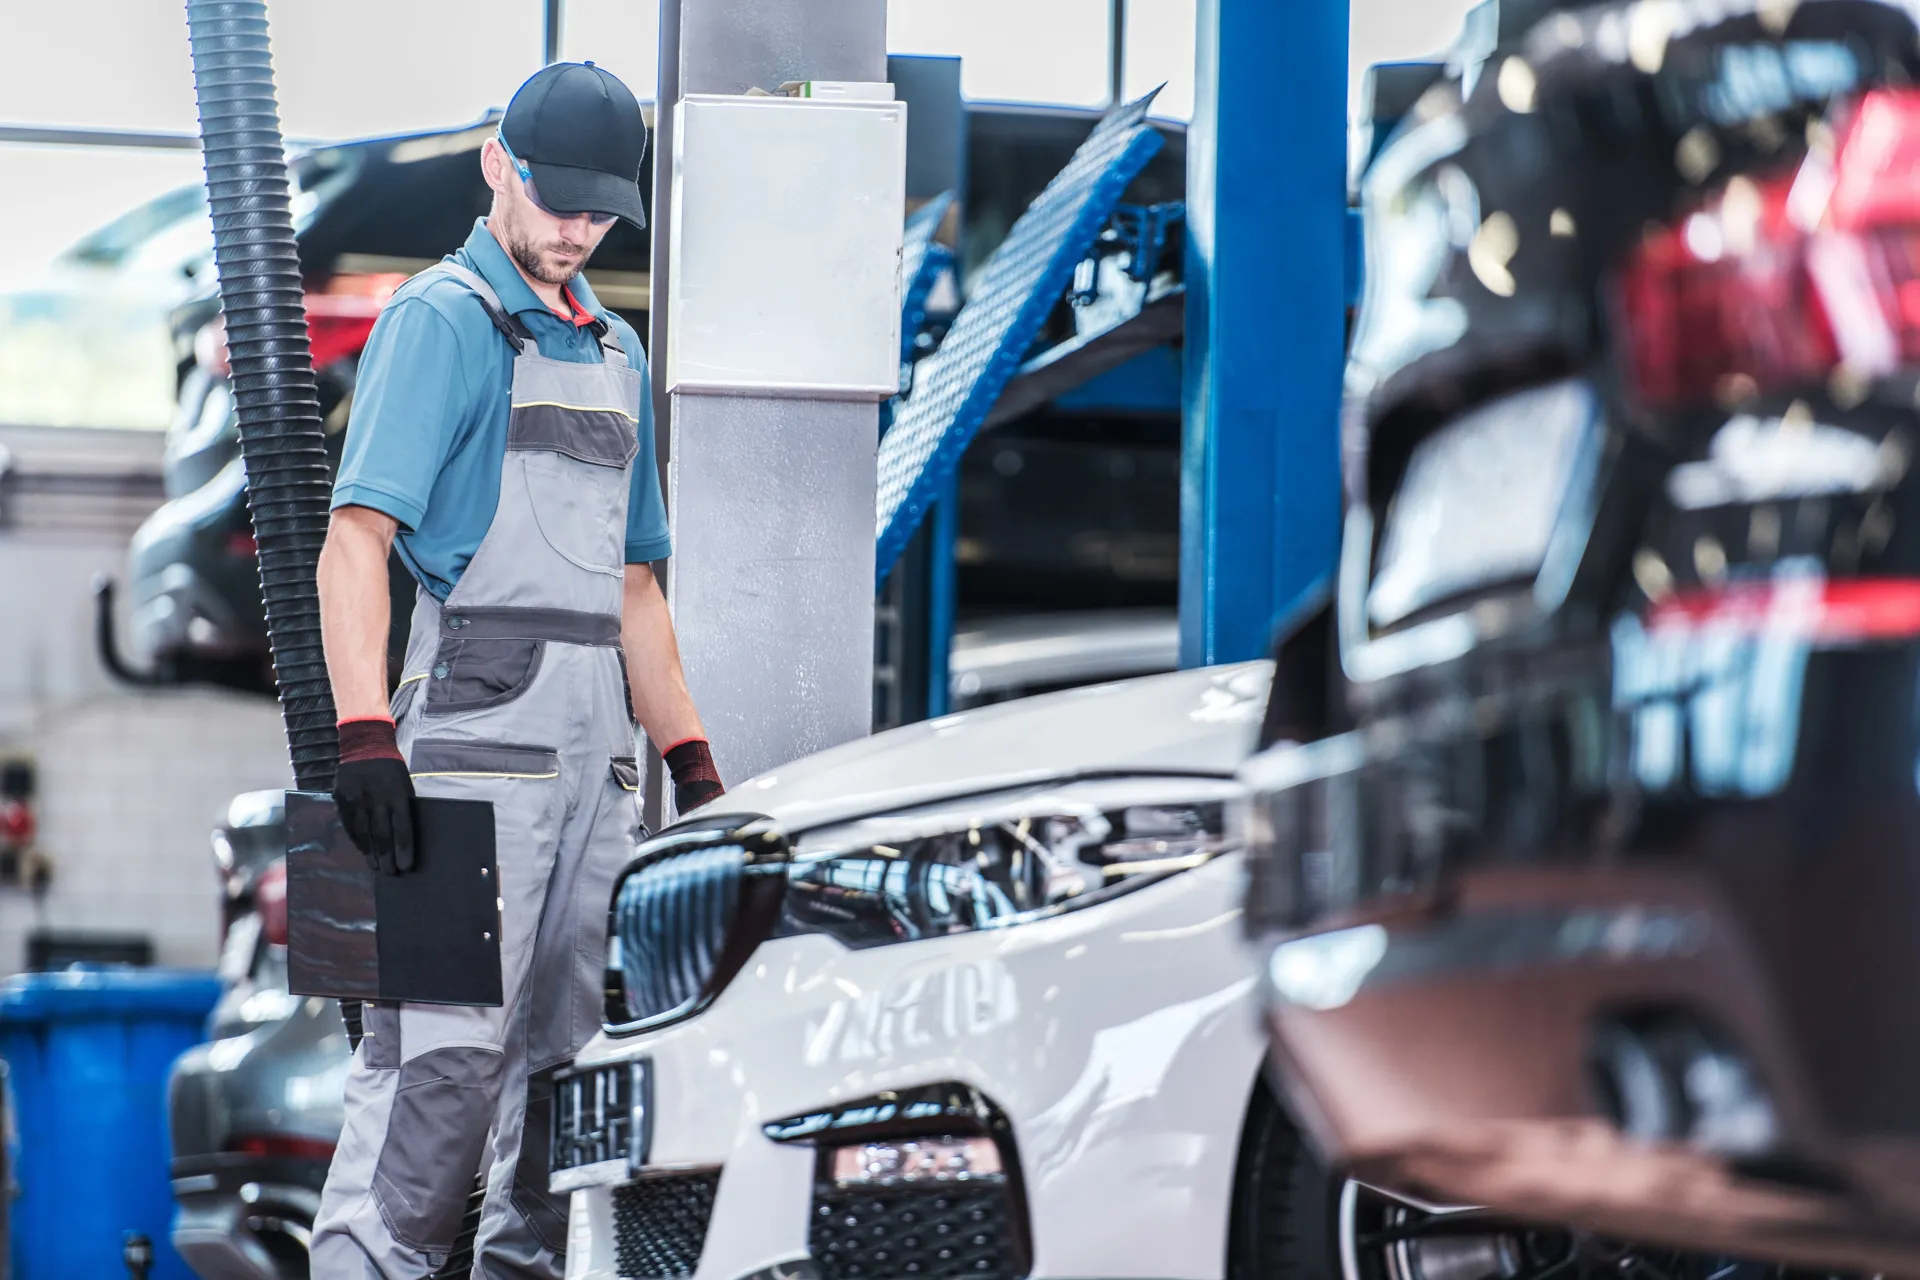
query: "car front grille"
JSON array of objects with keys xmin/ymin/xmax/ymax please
[
  {"xmin": 611, "ymin": 1171, "xmax": 721, "ymax": 1279},
  {"xmin": 810, "ymin": 1183, "xmax": 1024, "ymax": 1280},
  {"xmin": 606, "ymin": 823, "xmax": 793, "ymax": 1033}
]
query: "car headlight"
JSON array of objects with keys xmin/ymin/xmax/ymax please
[
  {"xmin": 778, "ymin": 776, "xmax": 1240, "ymax": 950},
  {"xmin": 603, "ymin": 778, "xmax": 1239, "ymax": 1035}
]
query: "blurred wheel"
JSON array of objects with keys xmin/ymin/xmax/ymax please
[
  {"xmin": 1226, "ymin": 1083, "xmax": 1338, "ymax": 1280},
  {"xmin": 1230, "ymin": 1082, "xmax": 1836, "ymax": 1280}
]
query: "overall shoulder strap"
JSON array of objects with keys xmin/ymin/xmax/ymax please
[
  {"xmin": 592, "ymin": 320, "xmax": 632, "ymax": 370},
  {"xmin": 421, "ymin": 260, "xmax": 531, "ymax": 354}
]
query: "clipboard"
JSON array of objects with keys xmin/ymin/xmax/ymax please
[{"xmin": 284, "ymin": 791, "xmax": 504, "ymax": 1006}]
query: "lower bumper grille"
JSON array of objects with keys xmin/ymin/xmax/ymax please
[
  {"xmin": 612, "ymin": 1171, "xmax": 721, "ymax": 1279},
  {"xmin": 811, "ymin": 1184, "xmax": 1022, "ymax": 1280}
]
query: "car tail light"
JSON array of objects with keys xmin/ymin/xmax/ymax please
[
  {"xmin": 1646, "ymin": 574, "xmax": 1920, "ymax": 644},
  {"xmin": 1620, "ymin": 88, "xmax": 1920, "ymax": 407},
  {"xmin": 256, "ymin": 860, "xmax": 289, "ymax": 948},
  {"xmin": 306, "ymin": 271, "xmax": 404, "ymax": 370},
  {"xmin": 195, "ymin": 273, "xmax": 400, "ymax": 380},
  {"xmin": 226, "ymin": 1133, "xmax": 337, "ymax": 1163},
  {"xmin": 193, "ymin": 315, "xmax": 230, "ymax": 378},
  {"xmin": 305, "ymin": 294, "xmax": 383, "ymax": 370}
]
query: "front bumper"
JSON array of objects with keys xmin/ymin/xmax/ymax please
[
  {"xmin": 560, "ymin": 854, "xmax": 1265, "ymax": 1280},
  {"xmin": 169, "ymin": 1153, "xmax": 325, "ymax": 1280}
]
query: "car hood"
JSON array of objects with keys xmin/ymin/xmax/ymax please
[{"xmin": 696, "ymin": 661, "xmax": 1272, "ymax": 834}]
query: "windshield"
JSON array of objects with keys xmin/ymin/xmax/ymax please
[
  {"xmin": 55, "ymin": 145, "xmax": 361, "ymax": 278},
  {"xmin": 59, "ymin": 184, "xmax": 209, "ymax": 269},
  {"xmin": 2, "ymin": 146, "xmax": 364, "ymax": 431}
]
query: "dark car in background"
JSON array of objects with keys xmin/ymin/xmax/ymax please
[
  {"xmin": 98, "ymin": 113, "xmax": 651, "ymax": 693},
  {"xmin": 96, "ymin": 103, "xmax": 1189, "ymax": 705}
]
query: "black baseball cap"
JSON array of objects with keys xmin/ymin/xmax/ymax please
[{"xmin": 501, "ymin": 62, "xmax": 648, "ymax": 229}]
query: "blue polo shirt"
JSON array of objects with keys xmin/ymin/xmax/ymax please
[{"xmin": 332, "ymin": 219, "xmax": 671, "ymax": 600}]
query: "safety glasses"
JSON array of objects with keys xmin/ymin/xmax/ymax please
[{"xmin": 496, "ymin": 131, "xmax": 617, "ymax": 227}]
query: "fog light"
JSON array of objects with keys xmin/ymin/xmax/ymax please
[{"xmin": 829, "ymin": 1135, "xmax": 1002, "ymax": 1184}]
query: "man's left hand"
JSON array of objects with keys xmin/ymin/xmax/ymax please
[{"xmin": 663, "ymin": 738, "xmax": 724, "ymax": 815}]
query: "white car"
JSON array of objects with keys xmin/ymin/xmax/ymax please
[
  {"xmin": 550, "ymin": 663, "xmax": 1295, "ymax": 1280},
  {"xmin": 548, "ymin": 662, "xmax": 1661, "ymax": 1280}
]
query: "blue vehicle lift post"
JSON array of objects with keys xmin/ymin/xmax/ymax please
[{"xmin": 1180, "ymin": 0, "xmax": 1349, "ymax": 666}]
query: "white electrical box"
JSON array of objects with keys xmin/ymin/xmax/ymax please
[{"xmin": 667, "ymin": 92, "xmax": 908, "ymax": 400}]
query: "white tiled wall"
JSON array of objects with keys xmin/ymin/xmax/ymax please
[
  {"xmin": 0, "ymin": 452, "xmax": 292, "ymax": 976},
  {"xmin": 0, "ymin": 691, "xmax": 291, "ymax": 974}
]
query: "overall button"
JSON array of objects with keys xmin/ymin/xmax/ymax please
[{"xmin": 433, "ymin": 663, "xmax": 451, "ymax": 679}]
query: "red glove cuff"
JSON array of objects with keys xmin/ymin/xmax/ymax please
[
  {"xmin": 338, "ymin": 718, "xmax": 403, "ymax": 765},
  {"xmin": 662, "ymin": 738, "xmax": 721, "ymax": 788}
]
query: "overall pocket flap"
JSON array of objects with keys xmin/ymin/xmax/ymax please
[
  {"xmin": 411, "ymin": 740, "xmax": 560, "ymax": 778},
  {"xmin": 508, "ymin": 404, "xmax": 640, "ymax": 469},
  {"xmin": 609, "ymin": 757, "xmax": 641, "ymax": 791}
]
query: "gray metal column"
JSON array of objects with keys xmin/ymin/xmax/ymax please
[{"xmin": 648, "ymin": 0, "xmax": 889, "ymax": 816}]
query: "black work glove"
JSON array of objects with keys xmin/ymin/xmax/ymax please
[
  {"xmin": 663, "ymin": 738, "xmax": 725, "ymax": 816},
  {"xmin": 334, "ymin": 719, "xmax": 416, "ymax": 876}
]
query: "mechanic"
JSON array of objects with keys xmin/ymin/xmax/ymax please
[{"xmin": 309, "ymin": 62, "xmax": 724, "ymax": 1278}]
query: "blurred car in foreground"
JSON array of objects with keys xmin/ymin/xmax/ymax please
[{"xmin": 1239, "ymin": 0, "xmax": 1920, "ymax": 1272}]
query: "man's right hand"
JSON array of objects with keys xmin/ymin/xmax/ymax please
[{"xmin": 334, "ymin": 719, "xmax": 416, "ymax": 876}]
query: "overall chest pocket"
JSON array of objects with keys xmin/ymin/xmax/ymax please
[
  {"xmin": 520, "ymin": 452, "xmax": 630, "ymax": 577},
  {"xmin": 422, "ymin": 635, "xmax": 545, "ymax": 714}
]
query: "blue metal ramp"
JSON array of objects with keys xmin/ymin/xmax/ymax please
[
  {"xmin": 875, "ymin": 93, "xmax": 1166, "ymax": 583},
  {"xmin": 899, "ymin": 189, "xmax": 956, "ymax": 367}
]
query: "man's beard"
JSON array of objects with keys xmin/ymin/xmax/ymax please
[{"xmin": 503, "ymin": 215, "xmax": 592, "ymax": 285}]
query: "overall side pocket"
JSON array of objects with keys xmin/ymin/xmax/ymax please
[{"xmin": 389, "ymin": 674, "xmax": 425, "ymax": 723}]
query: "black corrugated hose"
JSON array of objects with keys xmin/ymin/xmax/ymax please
[{"xmin": 185, "ymin": 1, "xmax": 338, "ymax": 792}]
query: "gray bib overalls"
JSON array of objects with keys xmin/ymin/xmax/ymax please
[{"xmin": 313, "ymin": 262, "xmax": 644, "ymax": 1279}]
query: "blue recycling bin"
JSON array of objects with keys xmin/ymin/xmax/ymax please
[{"xmin": 0, "ymin": 969, "xmax": 220, "ymax": 1280}]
